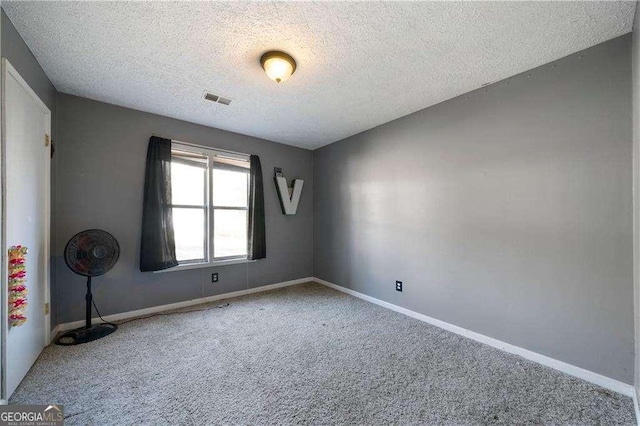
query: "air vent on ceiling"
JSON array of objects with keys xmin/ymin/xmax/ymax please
[
  {"xmin": 204, "ymin": 92, "xmax": 219, "ymax": 102},
  {"xmin": 203, "ymin": 91, "xmax": 232, "ymax": 106}
]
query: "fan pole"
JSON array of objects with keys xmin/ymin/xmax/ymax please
[
  {"xmin": 86, "ymin": 276, "xmax": 92, "ymax": 329},
  {"xmin": 55, "ymin": 273, "xmax": 116, "ymax": 346}
]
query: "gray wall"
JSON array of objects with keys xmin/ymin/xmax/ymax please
[
  {"xmin": 632, "ymin": 2, "xmax": 640, "ymax": 403},
  {"xmin": 1, "ymin": 9, "xmax": 59, "ymax": 329},
  {"xmin": 55, "ymin": 94, "xmax": 313, "ymax": 324},
  {"xmin": 314, "ymin": 35, "xmax": 634, "ymax": 384}
]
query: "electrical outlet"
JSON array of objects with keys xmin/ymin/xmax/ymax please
[
  {"xmin": 212, "ymin": 273, "xmax": 219, "ymax": 283},
  {"xmin": 396, "ymin": 281, "xmax": 403, "ymax": 292}
]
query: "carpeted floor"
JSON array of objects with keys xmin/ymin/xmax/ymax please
[{"xmin": 11, "ymin": 282, "xmax": 636, "ymax": 425}]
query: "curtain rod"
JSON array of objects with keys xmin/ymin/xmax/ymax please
[{"xmin": 170, "ymin": 139, "xmax": 250, "ymax": 159}]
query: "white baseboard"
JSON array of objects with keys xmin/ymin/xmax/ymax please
[
  {"xmin": 49, "ymin": 325, "xmax": 59, "ymax": 344},
  {"xmin": 52, "ymin": 275, "xmax": 635, "ymax": 401},
  {"xmin": 313, "ymin": 277, "xmax": 636, "ymax": 398},
  {"xmin": 55, "ymin": 277, "xmax": 313, "ymax": 333}
]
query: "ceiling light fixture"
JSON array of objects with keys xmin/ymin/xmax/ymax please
[{"xmin": 260, "ymin": 51, "xmax": 297, "ymax": 83}]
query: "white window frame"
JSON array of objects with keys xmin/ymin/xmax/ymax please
[{"xmin": 157, "ymin": 141, "xmax": 254, "ymax": 273}]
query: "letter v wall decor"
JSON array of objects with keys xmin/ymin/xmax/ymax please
[{"xmin": 274, "ymin": 167, "xmax": 303, "ymax": 215}]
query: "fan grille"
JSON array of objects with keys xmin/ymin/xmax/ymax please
[{"xmin": 64, "ymin": 229, "xmax": 120, "ymax": 277}]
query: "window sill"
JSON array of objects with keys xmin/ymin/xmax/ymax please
[{"xmin": 154, "ymin": 258, "xmax": 255, "ymax": 273}]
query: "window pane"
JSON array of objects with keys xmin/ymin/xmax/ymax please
[
  {"xmin": 173, "ymin": 207, "xmax": 206, "ymax": 262},
  {"xmin": 213, "ymin": 168, "xmax": 248, "ymax": 208},
  {"xmin": 172, "ymin": 161, "xmax": 205, "ymax": 206},
  {"xmin": 214, "ymin": 209, "xmax": 247, "ymax": 258}
]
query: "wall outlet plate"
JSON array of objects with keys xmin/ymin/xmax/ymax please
[
  {"xmin": 212, "ymin": 273, "xmax": 219, "ymax": 283},
  {"xmin": 396, "ymin": 281, "xmax": 403, "ymax": 292}
]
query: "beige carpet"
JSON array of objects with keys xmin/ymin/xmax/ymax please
[{"xmin": 11, "ymin": 282, "xmax": 636, "ymax": 424}]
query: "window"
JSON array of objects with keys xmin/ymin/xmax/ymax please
[{"xmin": 170, "ymin": 143, "xmax": 249, "ymax": 267}]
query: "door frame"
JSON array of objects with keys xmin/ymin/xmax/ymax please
[{"xmin": 0, "ymin": 59, "xmax": 51, "ymax": 401}]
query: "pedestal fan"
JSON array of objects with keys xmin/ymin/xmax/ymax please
[{"xmin": 55, "ymin": 229, "xmax": 120, "ymax": 346}]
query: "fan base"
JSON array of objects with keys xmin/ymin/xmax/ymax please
[{"xmin": 55, "ymin": 324, "xmax": 117, "ymax": 346}]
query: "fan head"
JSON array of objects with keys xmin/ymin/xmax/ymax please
[{"xmin": 64, "ymin": 229, "xmax": 120, "ymax": 277}]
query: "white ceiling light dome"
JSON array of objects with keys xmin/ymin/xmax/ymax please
[{"xmin": 260, "ymin": 51, "xmax": 297, "ymax": 84}]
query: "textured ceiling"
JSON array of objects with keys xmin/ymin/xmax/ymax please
[{"xmin": 3, "ymin": 1, "xmax": 636, "ymax": 150}]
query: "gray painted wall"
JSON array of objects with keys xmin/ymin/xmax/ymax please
[
  {"xmin": 55, "ymin": 93, "xmax": 313, "ymax": 324},
  {"xmin": 314, "ymin": 35, "xmax": 634, "ymax": 384},
  {"xmin": 632, "ymin": 3, "xmax": 640, "ymax": 403},
  {"xmin": 1, "ymin": 8, "xmax": 59, "ymax": 329}
]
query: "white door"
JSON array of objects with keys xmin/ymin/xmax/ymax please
[{"xmin": 1, "ymin": 59, "xmax": 51, "ymax": 399}]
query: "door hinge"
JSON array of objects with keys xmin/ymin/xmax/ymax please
[
  {"xmin": 44, "ymin": 134, "xmax": 50, "ymax": 147},
  {"xmin": 44, "ymin": 303, "xmax": 49, "ymax": 315}
]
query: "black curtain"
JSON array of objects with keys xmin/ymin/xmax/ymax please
[
  {"xmin": 140, "ymin": 136, "xmax": 179, "ymax": 271},
  {"xmin": 248, "ymin": 155, "xmax": 266, "ymax": 260}
]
